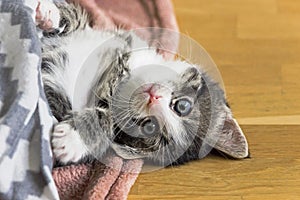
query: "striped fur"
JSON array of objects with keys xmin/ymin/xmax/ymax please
[{"xmin": 40, "ymin": 2, "xmax": 248, "ymax": 166}]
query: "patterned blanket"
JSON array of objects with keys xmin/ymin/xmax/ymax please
[{"xmin": 0, "ymin": 0, "xmax": 59, "ymax": 199}]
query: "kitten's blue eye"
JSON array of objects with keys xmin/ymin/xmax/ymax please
[
  {"xmin": 141, "ymin": 118, "xmax": 159, "ymax": 136},
  {"xmin": 174, "ymin": 99, "xmax": 192, "ymax": 116}
]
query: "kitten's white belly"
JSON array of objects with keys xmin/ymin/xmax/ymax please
[{"xmin": 61, "ymin": 29, "xmax": 114, "ymax": 110}]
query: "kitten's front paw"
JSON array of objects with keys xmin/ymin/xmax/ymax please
[
  {"xmin": 52, "ymin": 123, "xmax": 88, "ymax": 164},
  {"xmin": 35, "ymin": 1, "xmax": 60, "ymax": 31}
]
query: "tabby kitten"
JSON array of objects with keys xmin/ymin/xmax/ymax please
[{"xmin": 36, "ymin": 1, "xmax": 249, "ymax": 166}]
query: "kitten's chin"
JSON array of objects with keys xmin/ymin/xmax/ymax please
[{"xmin": 111, "ymin": 142, "xmax": 148, "ymax": 159}]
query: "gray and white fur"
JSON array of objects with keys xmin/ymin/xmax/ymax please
[{"xmin": 38, "ymin": 1, "xmax": 249, "ymax": 166}]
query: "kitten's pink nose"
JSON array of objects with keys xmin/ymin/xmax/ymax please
[
  {"xmin": 149, "ymin": 94, "xmax": 162, "ymax": 104},
  {"xmin": 143, "ymin": 84, "xmax": 162, "ymax": 105}
]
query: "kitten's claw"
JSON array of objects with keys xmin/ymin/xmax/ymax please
[
  {"xmin": 52, "ymin": 123, "xmax": 88, "ymax": 164},
  {"xmin": 35, "ymin": 1, "xmax": 60, "ymax": 31}
]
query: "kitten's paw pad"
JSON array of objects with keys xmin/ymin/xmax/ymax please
[
  {"xmin": 52, "ymin": 123, "xmax": 88, "ymax": 164},
  {"xmin": 35, "ymin": 1, "xmax": 60, "ymax": 31}
]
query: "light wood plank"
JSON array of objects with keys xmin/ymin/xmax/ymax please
[
  {"xmin": 238, "ymin": 115, "xmax": 300, "ymax": 125},
  {"xmin": 173, "ymin": 0, "xmax": 277, "ymax": 15},
  {"xmin": 129, "ymin": 126, "xmax": 300, "ymax": 199},
  {"xmin": 278, "ymin": 0, "xmax": 300, "ymax": 13},
  {"xmin": 238, "ymin": 14, "xmax": 300, "ymax": 39},
  {"xmin": 175, "ymin": 14, "xmax": 237, "ymax": 39}
]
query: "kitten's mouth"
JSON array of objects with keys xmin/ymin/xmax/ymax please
[
  {"xmin": 111, "ymin": 142, "xmax": 148, "ymax": 159},
  {"xmin": 111, "ymin": 125, "xmax": 164, "ymax": 159},
  {"xmin": 113, "ymin": 126, "xmax": 161, "ymax": 150}
]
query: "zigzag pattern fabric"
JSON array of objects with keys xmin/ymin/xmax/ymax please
[{"xmin": 0, "ymin": 0, "xmax": 59, "ymax": 199}]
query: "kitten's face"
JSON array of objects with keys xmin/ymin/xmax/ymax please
[
  {"xmin": 111, "ymin": 62, "xmax": 248, "ymax": 165},
  {"xmin": 111, "ymin": 63, "xmax": 204, "ymax": 162}
]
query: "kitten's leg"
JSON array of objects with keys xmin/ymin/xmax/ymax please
[
  {"xmin": 52, "ymin": 108, "xmax": 113, "ymax": 164},
  {"xmin": 54, "ymin": 3, "xmax": 89, "ymax": 35},
  {"xmin": 35, "ymin": 1, "xmax": 89, "ymax": 34},
  {"xmin": 49, "ymin": 50, "xmax": 130, "ymax": 164},
  {"xmin": 35, "ymin": 0, "xmax": 60, "ymax": 31},
  {"xmin": 43, "ymin": 83, "xmax": 72, "ymax": 122},
  {"xmin": 50, "ymin": 49, "xmax": 130, "ymax": 164},
  {"xmin": 43, "ymin": 71, "xmax": 108, "ymax": 164}
]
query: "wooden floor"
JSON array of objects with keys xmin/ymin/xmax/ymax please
[{"xmin": 129, "ymin": 0, "xmax": 300, "ymax": 199}]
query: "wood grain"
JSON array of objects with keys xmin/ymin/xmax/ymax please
[
  {"xmin": 171, "ymin": 0, "xmax": 300, "ymax": 120},
  {"xmin": 129, "ymin": 126, "xmax": 300, "ymax": 199},
  {"xmin": 128, "ymin": 0, "xmax": 300, "ymax": 199}
]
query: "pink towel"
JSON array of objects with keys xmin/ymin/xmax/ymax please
[
  {"xmin": 52, "ymin": 0, "xmax": 179, "ymax": 199},
  {"xmin": 68, "ymin": 0, "xmax": 179, "ymax": 59},
  {"xmin": 52, "ymin": 156, "xmax": 143, "ymax": 200}
]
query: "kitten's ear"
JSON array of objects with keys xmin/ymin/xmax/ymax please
[
  {"xmin": 213, "ymin": 112, "xmax": 249, "ymax": 159},
  {"xmin": 181, "ymin": 67, "xmax": 202, "ymax": 90}
]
